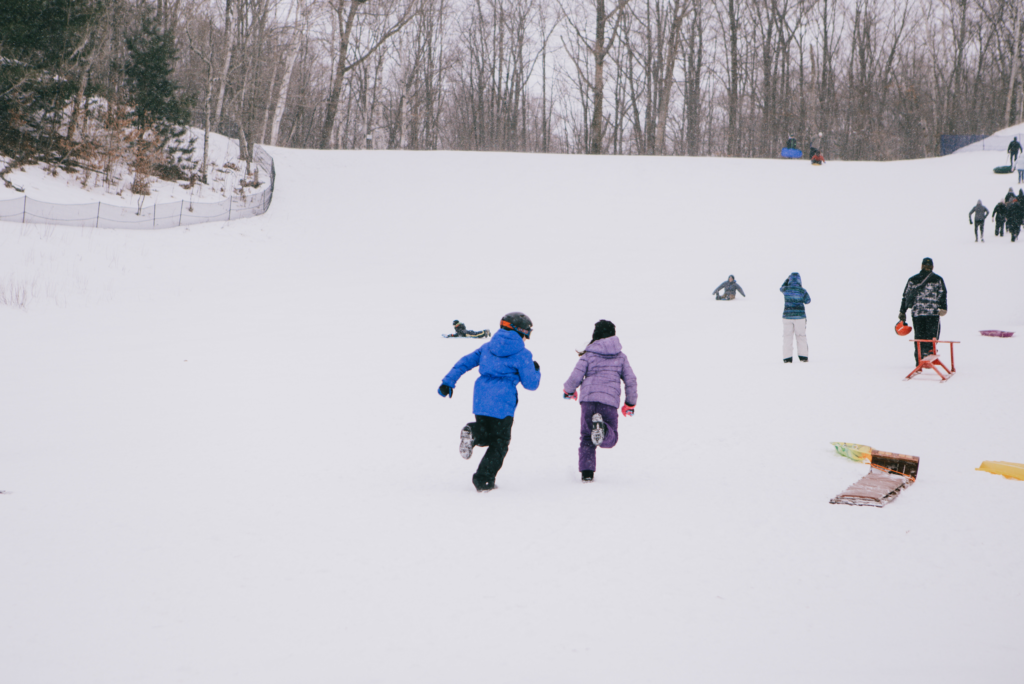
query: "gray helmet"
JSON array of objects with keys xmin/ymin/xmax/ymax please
[{"xmin": 500, "ymin": 312, "xmax": 533, "ymax": 339}]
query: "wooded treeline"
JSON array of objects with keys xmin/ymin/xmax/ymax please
[{"xmin": 4, "ymin": 0, "xmax": 1024, "ymax": 164}]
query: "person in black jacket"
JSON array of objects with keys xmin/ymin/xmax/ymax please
[
  {"xmin": 899, "ymin": 258, "xmax": 947, "ymax": 364},
  {"xmin": 993, "ymin": 200, "xmax": 1007, "ymax": 237},
  {"xmin": 1012, "ymin": 199, "xmax": 1024, "ymax": 242},
  {"xmin": 1008, "ymin": 197, "xmax": 1024, "ymax": 242},
  {"xmin": 969, "ymin": 200, "xmax": 989, "ymax": 242},
  {"xmin": 1009, "ymin": 137, "xmax": 1022, "ymax": 166},
  {"xmin": 447, "ymin": 320, "xmax": 490, "ymax": 338}
]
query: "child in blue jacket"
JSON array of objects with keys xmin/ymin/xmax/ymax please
[{"xmin": 438, "ymin": 312, "xmax": 541, "ymax": 491}]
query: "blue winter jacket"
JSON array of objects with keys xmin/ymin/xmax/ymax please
[
  {"xmin": 441, "ymin": 329, "xmax": 541, "ymax": 419},
  {"xmin": 780, "ymin": 272, "xmax": 811, "ymax": 319}
]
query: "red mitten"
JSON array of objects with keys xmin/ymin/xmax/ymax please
[
  {"xmin": 564, "ymin": 390, "xmax": 578, "ymax": 401},
  {"xmin": 621, "ymin": 404, "xmax": 635, "ymax": 417}
]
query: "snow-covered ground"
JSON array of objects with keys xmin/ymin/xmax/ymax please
[{"xmin": 1, "ymin": 144, "xmax": 1022, "ymax": 683}]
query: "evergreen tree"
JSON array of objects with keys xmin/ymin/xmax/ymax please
[
  {"xmin": 0, "ymin": 0, "xmax": 101, "ymax": 158},
  {"xmin": 125, "ymin": 12, "xmax": 191, "ymax": 132}
]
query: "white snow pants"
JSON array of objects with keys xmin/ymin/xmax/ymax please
[{"xmin": 782, "ymin": 318, "xmax": 808, "ymax": 359}]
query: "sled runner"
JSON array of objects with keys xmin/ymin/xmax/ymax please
[
  {"xmin": 905, "ymin": 339, "xmax": 958, "ymax": 382},
  {"xmin": 979, "ymin": 330, "xmax": 1014, "ymax": 338}
]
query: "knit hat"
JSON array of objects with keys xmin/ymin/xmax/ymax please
[{"xmin": 592, "ymin": 320, "xmax": 616, "ymax": 342}]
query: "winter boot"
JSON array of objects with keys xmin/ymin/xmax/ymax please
[
  {"xmin": 472, "ymin": 474, "xmax": 496, "ymax": 492},
  {"xmin": 591, "ymin": 413, "xmax": 606, "ymax": 446},
  {"xmin": 581, "ymin": 470, "xmax": 594, "ymax": 482},
  {"xmin": 783, "ymin": 357, "xmax": 793, "ymax": 363},
  {"xmin": 459, "ymin": 424, "xmax": 475, "ymax": 459},
  {"xmin": 799, "ymin": 356, "xmax": 808, "ymax": 362}
]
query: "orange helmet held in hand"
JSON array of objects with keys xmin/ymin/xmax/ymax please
[{"xmin": 895, "ymin": 321, "xmax": 912, "ymax": 336}]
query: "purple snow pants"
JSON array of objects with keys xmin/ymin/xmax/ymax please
[{"xmin": 579, "ymin": 401, "xmax": 619, "ymax": 472}]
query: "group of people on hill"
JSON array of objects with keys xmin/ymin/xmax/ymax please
[
  {"xmin": 971, "ymin": 188, "xmax": 1024, "ymax": 242},
  {"xmin": 438, "ymin": 313, "xmax": 637, "ymax": 491},
  {"xmin": 437, "ymin": 256, "xmax": 943, "ymax": 493},
  {"xmin": 783, "ymin": 135, "xmax": 825, "ymax": 164},
  {"xmin": 713, "ymin": 263, "xmax": 943, "ymax": 367}
]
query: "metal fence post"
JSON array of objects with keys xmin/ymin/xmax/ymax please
[
  {"xmin": 228, "ymin": 196, "xmax": 232, "ymax": 220},
  {"xmin": 22, "ymin": 196, "xmax": 27, "ymax": 223},
  {"xmin": 95, "ymin": 203, "xmax": 101, "ymax": 228},
  {"xmin": 178, "ymin": 200, "xmax": 184, "ymax": 226}
]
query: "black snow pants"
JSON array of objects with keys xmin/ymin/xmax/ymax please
[
  {"xmin": 996, "ymin": 217, "xmax": 1005, "ymax": 236},
  {"xmin": 470, "ymin": 415, "xmax": 514, "ymax": 484},
  {"xmin": 975, "ymin": 219, "xmax": 985, "ymax": 240},
  {"xmin": 912, "ymin": 315, "xmax": 941, "ymax": 363}
]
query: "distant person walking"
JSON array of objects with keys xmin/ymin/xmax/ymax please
[
  {"xmin": 712, "ymin": 275, "xmax": 746, "ymax": 300},
  {"xmin": 899, "ymin": 258, "xmax": 947, "ymax": 364},
  {"xmin": 1009, "ymin": 137, "xmax": 1022, "ymax": 167},
  {"xmin": 780, "ymin": 272, "xmax": 811, "ymax": 363},
  {"xmin": 1009, "ymin": 196, "xmax": 1024, "ymax": 242},
  {"xmin": 993, "ymin": 200, "xmax": 1007, "ymax": 237},
  {"xmin": 969, "ymin": 200, "xmax": 989, "ymax": 242}
]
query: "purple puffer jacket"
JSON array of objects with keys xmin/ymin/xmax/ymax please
[{"xmin": 563, "ymin": 336, "xmax": 638, "ymax": 408}]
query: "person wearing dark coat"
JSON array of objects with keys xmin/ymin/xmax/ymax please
[
  {"xmin": 712, "ymin": 275, "xmax": 746, "ymax": 300},
  {"xmin": 899, "ymin": 258, "xmax": 948, "ymax": 364},
  {"xmin": 993, "ymin": 201, "xmax": 1007, "ymax": 237},
  {"xmin": 1009, "ymin": 137, "xmax": 1022, "ymax": 166},
  {"xmin": 969, "ymin": 200, "xmax": 989, "ymax": 242},
  {"xmin": 1005, "ymin": 187, "xmax": 1017, "ymax": 202},
  {"xmin": 1008, "ymin": 197, "xmax": 1024, "ymax": 242},
  {"xmin": 449, "ymin": 320, "xmax": 490, "ymax": 338},
  {"xmin": 1012, "ymin": 197, "xmax": 1024, "ymax": 242}
]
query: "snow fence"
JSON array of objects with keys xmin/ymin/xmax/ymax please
[{"xmin": 0, "ymin": 146, "xmax": 275, "ymax": 229}]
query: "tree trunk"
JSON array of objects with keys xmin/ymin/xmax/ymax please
[
  {"xmin": 588, "ymin": 0, "xmax": 608, "ymax": 154},
  {"xmin": 726, "ymin": 0, "xmax": 740, "ymax": 156},
  {"xmin": 1006, "ymin": 2, "xmax": 1021, "ymax": 128},
  {"xmin": 214, "ymin": 0, "xmax": 236, "ymax": 131},
  {"xmin": 655, "ymin": 0, "xmax": 687, "ymax": 155},
  {"xmin": 320, "ymin": 0, "xmax": 360, "ymax": 149}
]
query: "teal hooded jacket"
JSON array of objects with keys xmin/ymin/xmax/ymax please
[{"xmin": 780, "ymin": 273, "xmax": 811, "ymax": 319}]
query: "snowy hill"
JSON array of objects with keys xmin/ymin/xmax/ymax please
[{"xmin": 1, "ymin": 146, "xmax": 1022, "ymax": 683}]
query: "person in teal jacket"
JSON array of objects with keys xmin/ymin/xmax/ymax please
[
  {"xmin": 438, "ymin": 312, "xmax": 541, "ymax": 491},
  {"xmin": 780, "ymin": 272, "xmax": 811, "ymax": 362}
]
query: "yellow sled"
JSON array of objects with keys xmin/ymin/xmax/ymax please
[{"xmin": 976, "ymin": 461, "xmax": 1024, "ymax": 481}]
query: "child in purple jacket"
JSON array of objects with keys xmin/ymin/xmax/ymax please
[{"xmin": 562, "ymin": 320, "xmax": 638, "ymax": 482}]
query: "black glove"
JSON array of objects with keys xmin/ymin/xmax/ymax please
[
  {"xmin": 899, "ymin": 312, "xmax": 906, "ymax": 322},
  {"xmin": 533, "ymin": 361, "xmax": 540, "ymax": 371},
  {"xmin": 438, "ymin": 384, "xmax": 453, "ymax": 398}
]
